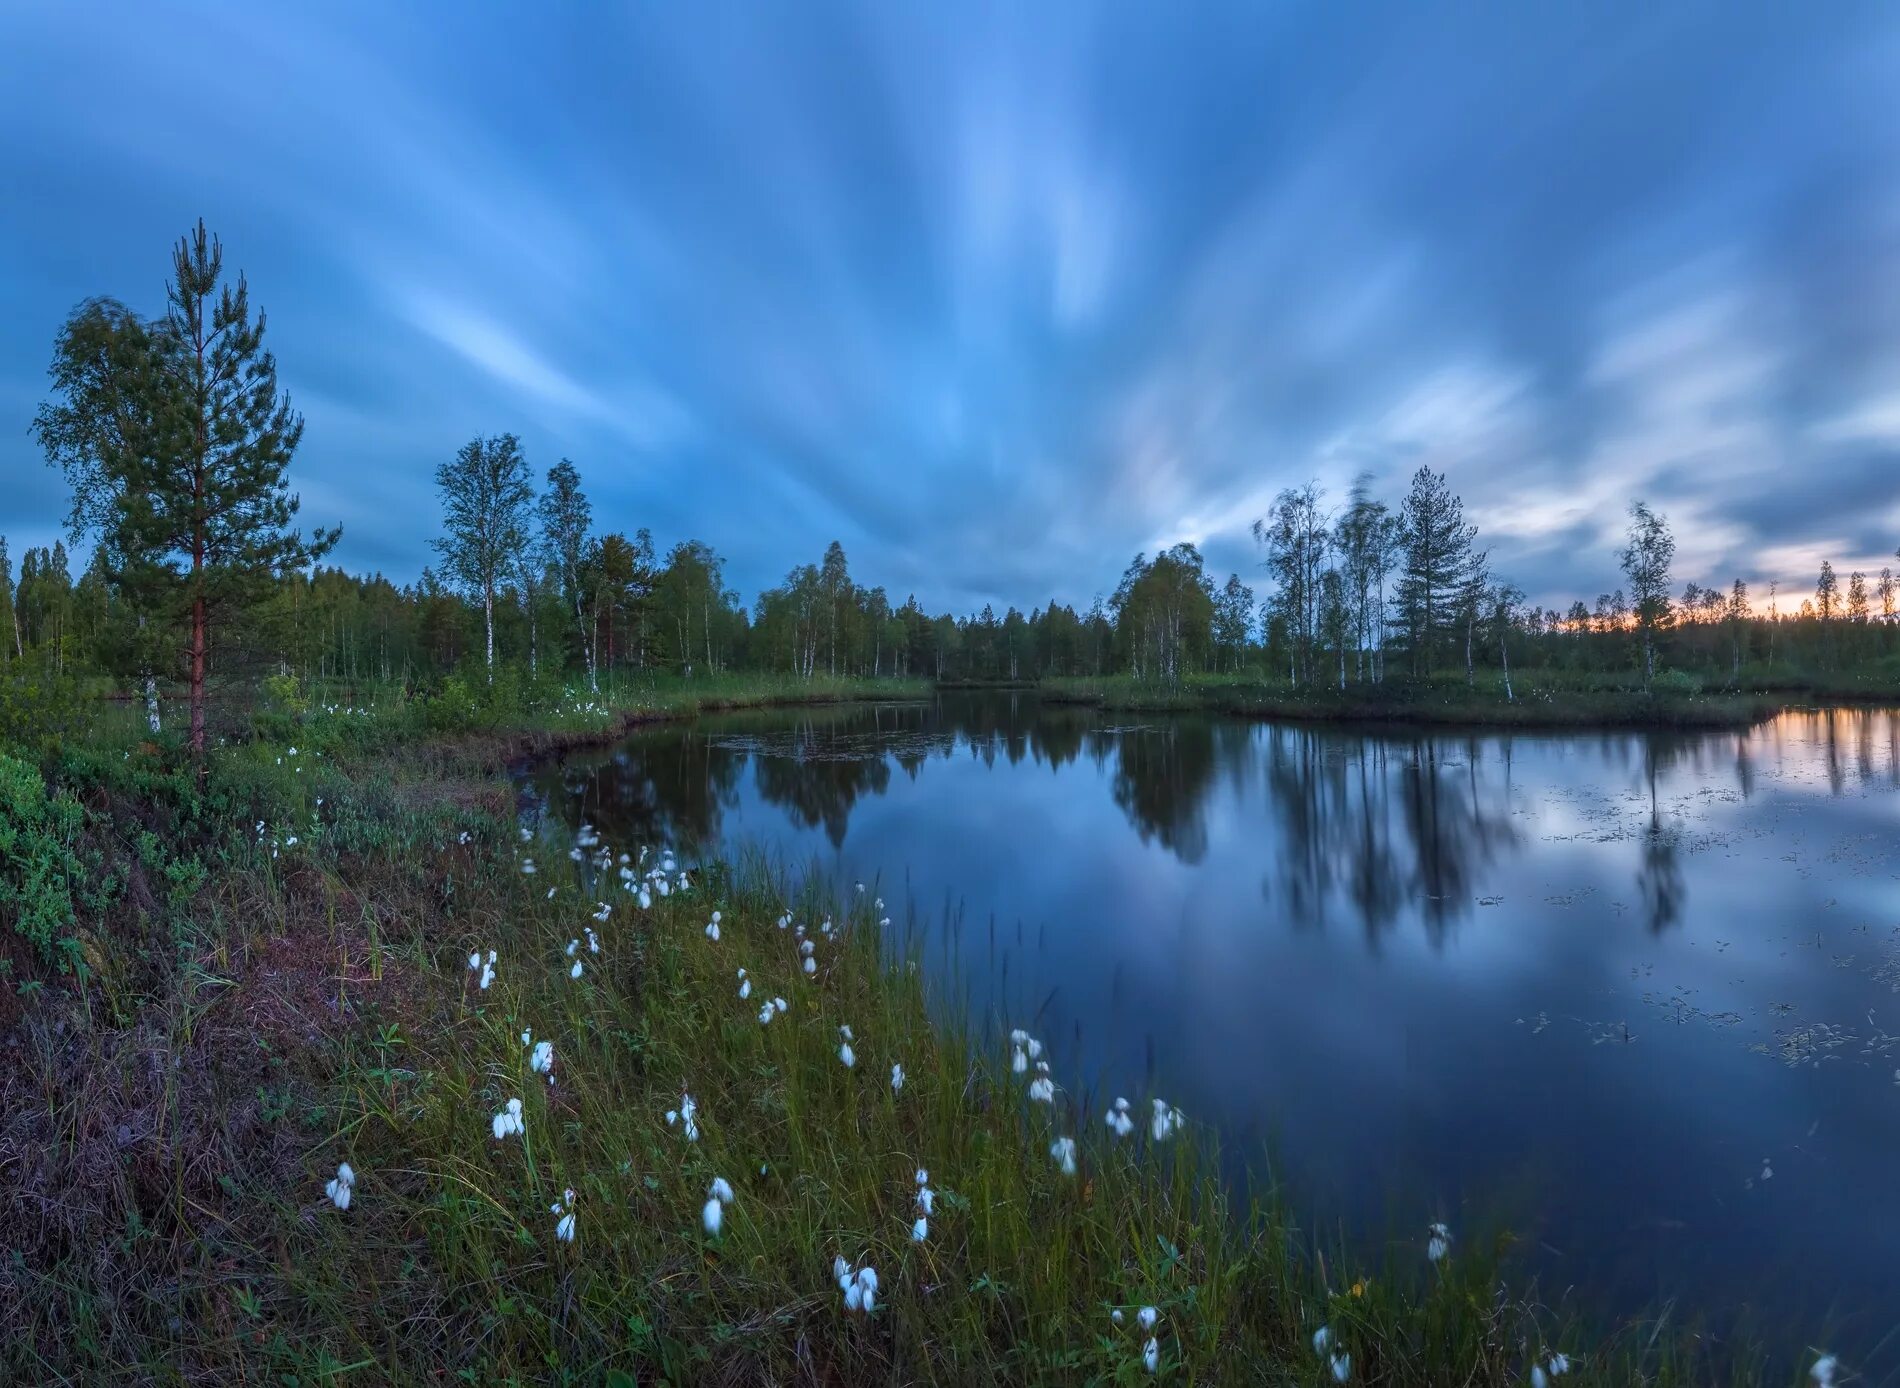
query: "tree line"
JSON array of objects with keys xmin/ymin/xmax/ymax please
[{"xmin": 14, "ymin": 221, "xmax": 1900, "ymax": 758}]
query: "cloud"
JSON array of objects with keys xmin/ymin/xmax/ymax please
[{"xmin": 1, "ymin": 1, "xmax": 1897, "ymax": 618}]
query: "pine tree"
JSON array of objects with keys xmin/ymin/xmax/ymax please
[
  {"xmin": 1393, "ymin": 466, "xmax": 1477, "ymax": 675},
  {"xmin": 36, "ymin": 224, "xmax": 337, "ymax": 757},
  {"xmin": 434, "ymin": 433, "xmax": 533, "ymax": 679}
]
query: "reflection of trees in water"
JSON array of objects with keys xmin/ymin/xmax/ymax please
[
  {"xmin": 1109, "ymin": 721, "xmax": 1223, "ymax": 864},
  {"xmin": 538, "ymin": 728, "xmax": 748, "ymax": 856},
  {"xmin": 753, "ymin": 733, "xmax": 892, "ymax": 847},
  {"xmin": 1257, "ymin": 728, "xmax": 1519, "ymax": 947}
]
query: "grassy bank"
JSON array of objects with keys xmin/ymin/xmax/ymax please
[
  {"xmin": 0, "ymin": 689, "xmax": 1779, "ymax": 1383},
  {"xmin": 1038, "ymin": 674, "xmax": 1794, "ymax": 731}
]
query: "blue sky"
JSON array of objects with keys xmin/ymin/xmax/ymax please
[{"xmin": 3, "ymin": 2, "xmax": 1897, "ymax": 615}]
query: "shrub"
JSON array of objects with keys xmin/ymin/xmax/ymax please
[{"xmin": 0, "ymin": 752, "xmax": 85, "ymax": 972}]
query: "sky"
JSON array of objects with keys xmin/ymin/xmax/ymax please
[{"xmin": 2, "ymin": 2, "xmax": 1898, "ymax": 617}]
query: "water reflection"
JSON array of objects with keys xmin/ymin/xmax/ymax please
[{"xmin": 526, "ymin": 699, "xmax": 1900, "ymax": 1376}]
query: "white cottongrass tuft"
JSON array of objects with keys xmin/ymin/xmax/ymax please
[
  {"xmin": 705, "ymin": 917, "xmax": 720, "ymax": 942},
  {"xmin": 324, "ymin": 1161, "xmax": 355, "ymax": 1211},
  {"xmin": 529, "ymin": 1039, "xmax": 555, "ymax": 1081},
  {"xmin": 1137, "ymin": 1306, "xmax": 1159, "ymax": 1332},
  {"xmin": 665, "ymin": 1092, "xmax": 700, "ymax": 1142},
  {"xmin": 1028, "ymin": 1061, "xmax": 1055, "ymax": 1104},
  {"xmin": 1331, "ymin": 1352, "xmax": 1352, "ymax": 1382},
  {"xmin": 838, "ymin": 1026, "xmax": 856, "ymax": 1069},
  {"xmin": 1112, "ymin": 1309, "xmax": 1124, "ymax": 1325},
  {"xmin": 552, "ymin": 1187, "xmax": 576, "ymax": 1243},
  {"xmin": 702, "ymin": 1176, "xmax": 735, "ymax": 1236},
  {"xmin": 1105, "ymin": 1096, "xmax": 1135, "ymax": 1139},
  {"xmin": 469, "ymin": 949, "xmax": 497, "ymax": 990},
  {"xmin": 491, "ymin": 1097, "xmax": 524, "ymax": 1141},
  {"xmin": 1150, "ymin": 1099, "xmax": 1184, "ymax": 1142},
  {"xmin": 1049, "ymin": 1135, "xmax": 1078, "ymax": 1176},
  {"xmin": 1143, "ymin": 1337, "xmax": 1160, "ymax": 1374},
  {"xmin": 1426, "ymin": 1222, "xmax": 1451, "ymax": 1264},
  {"xmin": 569, "ymin": 959, "xmax": 584, "ymax": 980},
  {"xmin": 1811, "ymin": 1356, "xmax": 1840, "ymax": 1387},
  {"xmin": 637, "ymin": 887, "xmax": 652, "ymax": 909},
  {"xmin": 737, "ymin": 967, "xmax": 751, "ymax": 1000},
  {"xmin": 890, "ymin": 1062, "xmax": 905, "ymax": 1092},
  {"xmin": 911, "ymin": 1216, "xmax": 928, "ymax": 1242},
  {"xmin": 1313, "ymin": 1326, "xmax": 1332, "ymax": 1355},
  {"xmin": 835, "ymin": 1258, "xmax": 879, "ymax": 1315},
  {"xmin": 520, "ymin": 858, "xmax": 536, "ymax": 875},
  {"xmin": 585, "ymin": 925, "xmax": 601, "ymax": 950},
  {"xmin": 803, "ymin": 956, "xmax": 817, "ymax": 976}
]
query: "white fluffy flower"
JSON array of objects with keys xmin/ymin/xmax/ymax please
[
  {"xmin": 1049, "ymin": 1135, "xmax": 1077, "ymax": 1176},
  {"xmin": 1137, "ymin": 1306, "xmax": 1158, "ymax": 1332},
  {"xmin": 324, "ymin": 1161, "xmax": 355, "ymax": 1211},
  {"xmin": 552, "ymin": 1187, "xmax": 577, "ymax": 1243},
  {"xmin": 890, "ymin": 1062, "xmax": 905, "ymax": 1092},
  {"xmin": 1426, "ymin": 1222, "xmax": 1451, "ymax": 1264},
  {"xmin": 491, "ymin": 1097, "xmax": 524, "ymax": 1141},
  {"xmin": 530, "ymin": 1039, "xmax": 555, "ymax": 1079},
  {"xmin": 665, "ymin": 1092, "xmax": 700, "ymax": 1142},
  {"xmin": 1150, "ymin": 1099, "xmax": 1184, "ymax": 1142},
  {"xmin": 911, "ymin": 1215, "xmax": 928, "ymax": 1242},
  {"xmin": 1106, "ymin": 1097, "xmax": 1135, "ymax": 1139},
  {"xmin": 1143, "ymin": 1337, "xmax": 1159, "ymax": 1374}
]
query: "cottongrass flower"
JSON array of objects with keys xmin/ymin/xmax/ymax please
[
  {"xmin": 1142, "ymin": 1338, "xmax": 1160, "ymax": 1374},
  {"xmin": 637, "ymin": 887, "xmax": 652, "ymax": 910},
  {"xmin": 1028, "ymin": 1061, "xmax": 1055, "ymax": 1104},
  {"xmin": 324, "ymin": 1161, "xmax": 355, "ymax": 1211},
  {"xmin": 914, "ymin": 1168, "xmax": 935, "ymax": 1216},
  {"xmin": 1426, "ymin": 1222, "xmax": 1451, "ymax": 1264},
  {"xmin": 833, "ymin": 1258, "xmax": 879, "ymax": 1315},
  {"xmin": 1331, "ymin": 1352, "xmax": 1352, "ymax": 1382},
  {"xmin": 529, "ymin": 1039, "xmax": 555, "ymax": 1081},
  {"xmin": 585, "ymin": 927, "xmax": 600, "ymax": 953},
  {"xmin": 591, "ymin": 900, "xmax": 611, "ymax": 923},
  {"xmin": 551, "ymin": 1188, "xmax": 577, "ymax": 1243},
  {"xmin": 737, "ymin": 968, "xmax": 751, "ymax": 1000},
  {"xmin": 890, "ymin": 1062, "xmax": 905, "ymax": 1092},
  {"xmin": 1049, "ymin": 1135, "xmax": 1078, "ymax": 1176},
  {"xmin": 803, "ymin": 956, "xmax": 817, "ymax": 976},
  {"xmin": 521, "ymin": 858, "xmax": 537, "ymax": 875},
  {"xmin": 703, "ymin": 1176, "xmax": 735, "ymax": 1236},
  {"xmin": 1112, "ymin": 1309, "xmax": 1124, "ymax": 1325},
  {"xmin": 569, "ymin": 959, "xmax": 584, "ymax": 980},
  {"xmin": 1137, "ymin": 1306, "xmax": 1159, "ymax": 1332},
  {"xmin": 838, "ymin": 1026, "xmax": 856, "ymax": 1069},
  {"xmin": 1011, "ymin": 1044, "xmax": 1029, "ymax": 1075},
  {"xmin": 1810, "ymin": 1355, "xmax": 1840, "ymax": 1387},
  {"xmin": 468, "ymin": 949, "xmax": 497, "ymax": 990},
  {"xmin": 1313, "ymin": 1326, "xmax": 1333, "ymax": 1355},
  {"xmin": 491, "ymin": 1097, "xmax": 524, "ymax": 1141},
  {"xmin": 911, "ymin": 1215, "xmax": 928, "ymax": 1242},
  {"xmin": 567, "ymin": 938, "xmax": 581, "ymax": 957},
  {"xmin": 1105, "ymin": 1097, "xmax": 1135, "ymax": 1139},
  {"xmin": 1150, "ymin": 1099, "xmax": 1184, "ymax": 1142},
  {"xmin": 665, "ymin": 1092, "xmax": 700, "ymax": 1142},
  {"xmin": 705, "ymin": 916, "xmax": 721, "ymax": 942}
]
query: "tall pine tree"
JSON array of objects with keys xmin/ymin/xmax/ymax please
[{"xmin": 36, "ymin": 222, "xmax": 338, "ymax": 756}]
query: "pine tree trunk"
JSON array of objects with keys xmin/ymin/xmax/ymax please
[{"xmin": 189, "ymin": 591, "xmax": 207, "ymax": 759}]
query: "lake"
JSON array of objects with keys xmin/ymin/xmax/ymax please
[{"xmin": 523, "ymin": 693, "xmax": 1900, "ymax": 1373}]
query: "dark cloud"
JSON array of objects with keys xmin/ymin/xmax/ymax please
[{"xmin": 2, "ymin": 2, "xmax": 1897, "ymax": 613}]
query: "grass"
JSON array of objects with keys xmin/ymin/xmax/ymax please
[
  {"xmin": 1038, "ymin": 673, "xmax": 1788, "ymax": 730},
  {"xmin": 0, "ymin": 681, "xmax": 1789, "ymax": 1384}
]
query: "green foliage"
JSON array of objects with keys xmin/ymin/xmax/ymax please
[
  {"xmin": 0, "ymin": 753, "xmax": 85, "ymax": 970},
  {"xmin": 0, "ymin": 664, "xmax": 93, "ymax": 757},
  {"xmin": 1647, "ymin": 669, "xmax": 1703, "ymax": 697},
  {"xmin": 262, "ymin": 672, "xmax": 308, "ymax": 715}
]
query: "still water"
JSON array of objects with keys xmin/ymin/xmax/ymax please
[{"xmin": 526, "ymin": 694, "xmax": 1900, "ymax": 1371}]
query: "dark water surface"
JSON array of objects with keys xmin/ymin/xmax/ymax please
[{"xmin": 526, "ymin": 694, "xmax": 1900, "ymax": 1373}]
